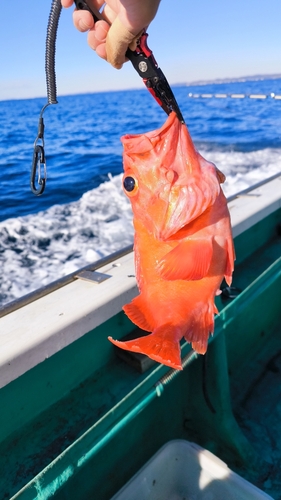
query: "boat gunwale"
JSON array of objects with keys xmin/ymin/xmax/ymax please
[
  {"xmin": 0, "ymin": 171, "xmax": 280, "ymax": 320},
  {"xmin": 0, "ymin": 244, "xmax": 133, "ymax": 319}
]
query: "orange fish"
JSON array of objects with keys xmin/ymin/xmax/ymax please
[{"xmin": 109, "ymin": 111, "xmax": 235, "ymax": 370}]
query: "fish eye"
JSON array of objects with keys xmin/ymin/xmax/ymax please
[{"xmin": 123, "ymin": 176, "xmax": 138, "ymax": 195}]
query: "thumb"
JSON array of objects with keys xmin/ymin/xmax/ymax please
[{"xmin": 106, "ymin": 17, "xmax": 142, "ymax": 69}]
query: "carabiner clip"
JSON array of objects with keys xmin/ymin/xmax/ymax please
[{"xmin": 30, "ymin": 144, "xmax": 46, "ymax": 196}]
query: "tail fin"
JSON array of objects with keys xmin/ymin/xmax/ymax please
[{"xmin": 109, "ymin": 324, "xmax": 182, "ymax": 370}]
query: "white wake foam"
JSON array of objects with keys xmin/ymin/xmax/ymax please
[{"xmin": 0, "ymin": 174, "xmax": 133, "ymax": 304}]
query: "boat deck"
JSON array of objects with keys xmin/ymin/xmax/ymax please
[{"xmin": 230, "ymin": 321, "xmax": 281, "ymax": 498}]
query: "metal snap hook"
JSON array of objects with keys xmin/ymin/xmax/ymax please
[{"xmin": 30, "ymin": 144, "xmax": 46, "ymax": 196}]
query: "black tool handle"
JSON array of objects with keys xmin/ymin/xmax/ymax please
[
  {"xmin": 74, "ymin": 2, "xmax": 159, "ymax": 78},
  {"xmin": 74, "ymin": 0, "xmax": 102, "ymax": 22}
]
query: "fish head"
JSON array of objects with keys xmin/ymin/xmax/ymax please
[{"xmin": 121, "ymin": 112, "xmax": 223, "ymax": 240}]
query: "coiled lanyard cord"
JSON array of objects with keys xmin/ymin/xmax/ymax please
[{"xmin": 31, "ymin": 0, "xmax": 62, "ymax": 196}]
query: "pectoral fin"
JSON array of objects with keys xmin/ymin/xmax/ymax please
[{"xmin": 157, "ymin": 238, "xmax": 213, "ymax": 281}]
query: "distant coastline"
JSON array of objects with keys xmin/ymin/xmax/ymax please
[{"xmin": 181, "ymin": 73, "xmax": 281, "ymax": 87}]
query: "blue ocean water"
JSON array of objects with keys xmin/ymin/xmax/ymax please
[
  {"xmin": 1, "ymin": 78, "xmax": 281, "ymax": 222},
  {"xmin": 1, "ymin": 77, "xmax": 281, "ymax": 305}
]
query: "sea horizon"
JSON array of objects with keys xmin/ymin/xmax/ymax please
[{"xmin": 1, "ymin": 73, "xmax": 281, "ymax": 103}]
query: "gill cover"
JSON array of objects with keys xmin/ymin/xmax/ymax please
[{"xmin": 121, "ymin": 112, "xmax": 221, "ymax": 240}]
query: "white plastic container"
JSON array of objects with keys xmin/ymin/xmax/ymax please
[{"xmin": 112, "ymin": 440, "xmax": 273, "ymax": 500}]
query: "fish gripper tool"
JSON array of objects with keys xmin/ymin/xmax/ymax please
[{"xmin": 74, "ymin": 0, "xmax": 185, "ymax": 123}]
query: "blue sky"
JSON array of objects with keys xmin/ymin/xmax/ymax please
[{"xmin": 1, "ymin": 0, "xmax": 281, "ymax": 100}]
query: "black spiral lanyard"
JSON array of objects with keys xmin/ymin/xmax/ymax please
[
  {"xmin": 30, "ymin": 0, "xmax": 62, "ymax": 195},
  {"xmin": 30, "ymin": 0, "xmax": 184, "ymax": 195}
]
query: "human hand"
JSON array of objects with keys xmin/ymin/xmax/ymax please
[{"xmin": 61, "ymin": 0, "xmax": 161, "ymax": 69}]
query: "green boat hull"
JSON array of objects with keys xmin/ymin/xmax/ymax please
[{"xmin": 1, "ymin": 182, "xmax": 281, "ymax": 499}]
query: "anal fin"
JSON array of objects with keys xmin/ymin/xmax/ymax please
[
  {"xmin": 224, "ymin": 237, "xmax": 235, "ymax": 286},
  {"xmin": 184, "ymin": 299, "xmax": 215, "ymax": 354}
]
